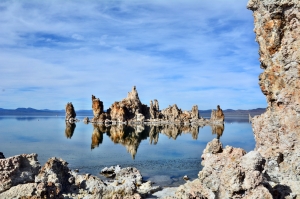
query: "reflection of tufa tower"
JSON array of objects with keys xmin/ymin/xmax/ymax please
[
  {"xmin": 65, "ymin": 122, "xmax": 76, "ymax": 139},
  {"xmin": 211, "ymin": 124, "xmax": 224, "ymax": 139},
  {"xmin": 91, "ymin": 124, "xmax": 104, "ymax": 150}
]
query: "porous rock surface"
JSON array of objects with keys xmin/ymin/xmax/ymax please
[
  {"xmin": 108, "ymin": 86, "xmax": 149, "ymax": 122},
  {"xmin": 248, "ymin": 0, "xmax": 300, "ymax": 197},
  {"xmin": 91, "ymin": 95, "xmax": 108, "ymax": 122},
  {"xmin": 210, "ymin": 105, "xmax": 225, "ymax": 123},
  {"xmin": 65, "ymin": 102, "xmax": 76, "ymax": 122},
  {"xmin": 165, "ymin": 139, "xmax": 272, "ymax": 199},
  {"xmin": 0, "ymin": 156, "xmax": 158, "ymax": 198},
  {"xmin": 0, "ymin": 153, "xmax": 40, "ymax": 194}
]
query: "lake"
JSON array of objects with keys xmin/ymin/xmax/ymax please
[{"xmin": 0, "ymin": 115, "xmax": 255, "ymax": 187}]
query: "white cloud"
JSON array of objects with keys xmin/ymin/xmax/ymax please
[{"xmin": 0, "ymin": 0, "xmax": 266, "ymax": 110}]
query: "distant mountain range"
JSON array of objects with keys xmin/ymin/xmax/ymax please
[
  {"xmin": 199, "ymin": 108, "xmax": 265, "ymax": 117},
  {"xmin": 0, "ymin": 107, "xmax": 265, "ymax": 117},
  {"xmin": 0, "ymin": 108, "xmax": 93, "ymax": 116}
]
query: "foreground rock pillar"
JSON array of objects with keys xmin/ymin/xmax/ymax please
[{"xmin": 248, "ymin": 0, "xmax": 300, "ymax": 197}]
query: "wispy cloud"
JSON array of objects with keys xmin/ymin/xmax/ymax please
[{"xmin": 0, "ymin": 0, "xmax": 265, "ymax": 110}]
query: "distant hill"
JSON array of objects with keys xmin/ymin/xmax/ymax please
[
  {"xmin": 200, "ymin": 108, "xmax": 266, "ymax": 117},
  {"xmin": 0, "ymin": 108, "xmax": 93, "ymax": 116},
  {"xmin": 0, "ymin": 107, "xmax": 265, "ymax": 117}
]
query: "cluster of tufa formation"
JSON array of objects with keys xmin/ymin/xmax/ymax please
[
  {"xmin": 0, "ymin": 154, "xmax": 160, "ymax": 198},
  {"xmin": 88, "ymin": 86, "xmax": 220, "ymax": 125}
]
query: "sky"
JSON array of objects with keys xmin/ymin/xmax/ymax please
[{"xmin": 0, "ymin": 0, "xmax": 267, "ymax": 111}]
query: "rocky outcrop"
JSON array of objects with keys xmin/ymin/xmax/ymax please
[
  {"xmin": 90, "ymin": 86, "xmax": 209, "ymax": 125},
  {"xmin": 65, "ymin": 102, "xmax": 76, "ymax": 122},
  {"xmin": 248, "ymin": 0, "xmax": 300, "ymax": 157},
  {"xmin": 108, "ymin": 86, "xmax": 149, "ymax": 123},
  {"xmin": 160, "ymin": 104, "xmax": 201, "ymax": 123},
  {"xmin": 191, "ymin": 105, "xmax": 199, "ymax": 120},
  {"xmin": 0, "ymin": 153, "xmax": 40, "ymax": 193},
  {"xmin": 248, "ymin": 0, "xmax": 300, "ymax": 197},
  {"xmin": 150, "ymin": 99, "xmax": 160, "ymax": 119},
  {"xmin": 210, "ymin": 105, "xmax": 224, "ymax": 123},
  {"xmin": 91, "ymin": 95, "xmax": 108, "ymax": 122},
  {"xmin": 172, "ymin": 139, "xmax": 273, "ymax": 199},
  {"xmin": 0, "ymin": 155, "xmax": 160, "ymax": 199}
]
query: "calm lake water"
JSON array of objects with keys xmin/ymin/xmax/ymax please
[{"xmin": 0, "ymin": 115, "xmax": 255, "ymax": 187}]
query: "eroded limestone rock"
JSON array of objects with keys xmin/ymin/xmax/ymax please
[
  {"xmin": 210, "ymin": 105, "xmax": 224, "ymax": 123},
  {"xmin": 65, "ymin": 102, "xmax": 76, "ymax": 122},
  {"xmin": 150, "ymin": 99, "xmax": 160, "ymax": 119},
  {"xmin": 173, "ymin": 140, "xmax": 272, "ymax": 199},
  {"xmin": 0, "ymin": 153, "xmax": 40, "ymax": 193},
  {"xmin": 108, "ymin": 86, "xmax": 149, "ymax": 123},
  {"xmin": 248, "ymin": 0, "xmax": 300, "ymax": 197},
  {"xmin": 91, "ymin": 95, "xmax": 108, "ymax": 122}
]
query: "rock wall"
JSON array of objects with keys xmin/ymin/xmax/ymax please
[
  {"xmin": 247, "ymin": 0, "xmax": 300, "ymax": 196},
  {"xmin": 248, "ymin": 0, "xmax": 300, "ymax": 157}
]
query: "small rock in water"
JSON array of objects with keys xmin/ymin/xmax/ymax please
[{"xmin": 183, "ymin": 175, "xmax": 189, "ymax": 180}]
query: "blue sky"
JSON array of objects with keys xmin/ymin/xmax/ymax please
[{"xmin": 0, "ymin": 0, "xmax": 266, "ymax": 110}]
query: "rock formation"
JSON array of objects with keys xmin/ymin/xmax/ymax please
[
  {"xmin": 150, "ymin": 99, "xmax": 160, "ymax": 119},
  {"xmin": 0, "ymin": 155, "xmax": 161, "ymax": 198},
  {"xmin": 65, "ymin": 102, "xmax": 76, "ymax": 122},
  {"xmin": 108, "ymin": 86, "xmax": 149, "ymax": 123},
  {"xmin": 247, "ymin": 0, "xmax": 300, "ymax": 196},
  {"xmin": 172, "ymin": 139, "xmax": 273, "ymax": 199},
  {"xmin": 191, "ymin": 105, "xmax": 199, "ymax": 120},
  {"xmin": 0, "ymin": 154, "xmax": 41, "ymax": 193},
  {"xmin": 91, "ymin": 95, "xmax": 108, "ymax": 122},
  {"xmin": 210, "ymin": 105, "xmax": 225, "ymax": 123}
]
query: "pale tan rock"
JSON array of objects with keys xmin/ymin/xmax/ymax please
[
  {"xmin": 108, "ymin": 86, "xmax": 149, "ymax": 122},
  {"xmin": 150, "ymin": 99, "xmax": 160, "ymax": 119},
  {"xmin": 210, "ymin": 105, "xmax": 224, "ymax": 123},
  {"xmin": 0, "ymin": 153, "xmax": 40, "ymax": 193},
  {"xmin": 248, "ymin": 0, "xmax": 300, "ymax": 197},
  {"xmin": 191, "ymin": 105, "xmax": 199, "ymax": 120},
  {"xmin": 172, "ymin": 140, "xmax": 271, "ymax": 199},
  {"xmin": 0, "ymin": 183, "xmax": 37, "ymax": 198},
  {"xmin": 91, "ymin": 95, "xmax": 108, "ymax": 122},
  {"xmin": 65, "ymin": 102, "xmax": 76, "ymax": 121}
]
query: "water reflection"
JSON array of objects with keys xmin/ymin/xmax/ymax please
[
  {"xmin": 64, "ymin": 123, "xmax": 225, "ymax": 159},
  {"xmin": 91, "ymin": 124, "xmax": 105, "ymax": 149},
  {"xmin": 211, "ymin": 124, "xmax": 224, "ymax": 139},
  {"xmin": 65, "ymin": 122, "xmax": 76, "ymax": 139}
]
